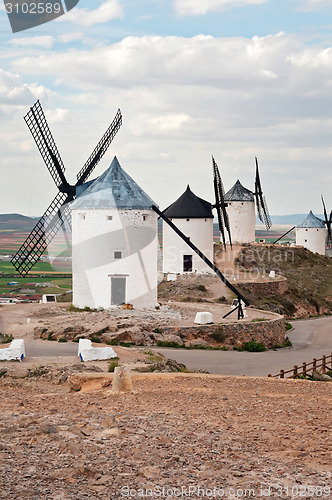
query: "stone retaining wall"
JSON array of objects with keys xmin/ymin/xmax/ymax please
[
  {"xmin": 237, "ymin": 279, "xmax": 288, "ymax": 296},
  {"xmin": 156, "ymin": 316, "xmax": 286, "ymax": 349}
]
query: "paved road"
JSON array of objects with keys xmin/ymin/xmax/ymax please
[
  {"xmin": 24, "ymin": 316, "xmax": 332, "ymax": 377},
  {"xmin": 153, "ymin": 316, "xmax": 332, "ymax": 377}
]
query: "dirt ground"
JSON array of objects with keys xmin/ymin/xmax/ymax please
[{"xmin": 0, "ymin": 372, "xmax": 331, "ymax": 499}]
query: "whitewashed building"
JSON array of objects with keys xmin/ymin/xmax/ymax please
[
  {"xmin": 224, "ymin": 180, "xmax": 255, "ymax": 244},
  {"xmin": 296, "ymin": 211, "xmax": 326, "ymax": 255},
  {"xmin": 162, "ymin": 185, "xmax": 214, "ymax": 274},
  {"xmin": 71, "ymin": 156, "xmax": 159, "ymax": 309}
]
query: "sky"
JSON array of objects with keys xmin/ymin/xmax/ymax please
[{"xmin": 0, "ymin": 0, "xmax": 332, "ymax": 217}]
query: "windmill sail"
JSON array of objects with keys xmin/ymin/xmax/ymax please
[
  {"xmin": 255, "ymin": 157, "xmax": 272, "ymax": 230},
  {"xmin": 212, "ymin": 156, "xmax": 232, "ymax": 250},
  {"xmin": 11, "ymin": 101, "xmax": 122, "ymax": 276},
  {"xmin": 321, "ymin": 195, "xmax": 332, "ymax": 248}
]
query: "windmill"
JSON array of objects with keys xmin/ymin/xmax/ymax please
[
  {"xmin": 321, "ymin": 195, "xmax": 332, "ymax": 249},
  {"xmin": 212, "ymin": 156, "xmax": 232, "ymax": 250},
  {"xmin": 255, "ymin": 156, "xmax": 272, "ymax": 231},
  {"xmin": 11, "ymin": 100, "xmax": 122, "ymax": 276}
]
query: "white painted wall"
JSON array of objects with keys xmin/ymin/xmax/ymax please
[
  {"xmin": 296, "ymin": 227, "xmax": 326, "ymax": 255},
  {"xmin": 225, "ymin": 201, "xmax": 255, "ymax": 244},
  {"xmin": 163, "ymin": 218, "xmax": 214, "ymax": 274},
  {"xmin": 78, "ymin": 339, "xmax": 117, "ymax": 361},
  {"xmin": 72, "ymin": 208, "xmax": 158, "ymax": 309},
  {"xmin": 0, "ymin": 339, "xmax": 25, "ymax": 361}
]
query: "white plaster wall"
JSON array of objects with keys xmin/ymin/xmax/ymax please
[
  {"xmin": 78, "ymin": 339, "xmax": 117, "ymax": 361},
  {"xmin": 0, "ymin": 339, "xmax": 25, "ymax": 361},
  {"xmin": 296, "ymin": 228, "xmax": 326, "ymax": 255},
  {"xmin": 163, "ymin": 218, "xmax": 214, "ymax": 274},
  {"xmin": 225, "ymin": 201, "xmax": 255, "ymax": 244},
  {"xmin": 72, "ymin": 208, "xmax": 158, "ymax": 309}
]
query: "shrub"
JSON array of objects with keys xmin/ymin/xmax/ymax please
[
  {"xmin": 234, "ymin": 340, "xmax": 267, "ymax": 352},
  {"xmin": 58, "ymin": 338, "xmax": 67, "ymax": 343},
  {"xmin": 0, "ymin": 333, "xmax": 13, "ymax": 344},
  {"xmin": 211, "ymin": 327, "xmax": 226, "ymax": 343},
  {"xmin": 196, "ymin": 284, "xmax": 207, "ymax": 292},
  {"xmin": 26, "ymin": 365, "xmax": 49, "ymax": 378},
  {"xmin": 285, "ymin": 322, "xmax": 293, "ymax": 331},
  {"xmin": 47, "ymin": 332, "xmax": 55, "ymax": 341},
  {"xmin": 108, "ymin": 358, "xmax": 119, "ymax": 372},
  {"xmin": 156, "ymin": 340, "xmax": 182, "ymax": 348}
]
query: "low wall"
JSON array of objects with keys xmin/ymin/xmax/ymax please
[
  {"xmin": 237, "ymin": 279, "xmax": 288, "ymax": 296},
  {"xmin": 78, "ymin": 339, "xmax": 117, "ymax": 362},
  {"xmin": 0, "ymin": 339, "xmax": 25, "ymax": 361},
  {"xmin": 156, "ymin": 315, "xmax": 286, "ymax": 349}
]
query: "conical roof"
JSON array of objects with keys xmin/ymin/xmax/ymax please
[
  {"xmin": 224, "ymin": 180, "xmax": 254, "ymax": 202},
  {"xmin": 296, "ymin": 211, "xmax": 325, "ymax": 229},
  {"xmin": 163, "ymin": 185, "xmax": 213, "ymax": 219},
  {"xmin": 71, "ymin": 156, "xmax": 157, "ymax": 210}
]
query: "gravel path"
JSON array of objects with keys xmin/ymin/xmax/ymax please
[{"xmin": 0, "ymin": 373, "xmax": 331, "ymax": 499}]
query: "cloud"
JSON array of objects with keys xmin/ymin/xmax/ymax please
[
  {"xmin": 0, "ymin": 68, "xmax": 34, "ymax": 104},
  {"xmin": 8, "ymin": 36, "xmax": 55, "ymax": 49},
  {"xmin": 57, "ymin": 32, "xmax": 84, "ymax": 44},
  {"xmin": 294, "ymin": 0, "xmax": 331, "ymax": 12},
  {"xmin": 57, "ymin": 0, "xmax": 124, "ymax": 26},
  {"xmin": 4, "ymin": 32, "xmax": 332, "ymax": 215},
  {"xmin": 173, "ymin": 0, "xmax": 267, "ymax": 16}
]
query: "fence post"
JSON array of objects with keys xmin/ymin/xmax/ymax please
[
  {"xmin": 313, "ymin": 358, "xmax": 317, "ymax": 372},
  {"xmin": 322, "ymin": 356, "xmax": 326, "ymax": 374},
  {"xmin": 302, "ymin": 362, "xmax": 307, "ymax": 377},
  {"xmin": 280, "ymin": 370, "xmax": 284, "ymax": 379},
  {"xmin": 293, "ymin": 365, "xmax": 298, "ymax": 378}
]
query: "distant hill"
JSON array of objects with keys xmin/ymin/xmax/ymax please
[
  {"xmin": 0, "ymin": 213, "xmax": 39, "ymax": 231},
  {"xmin": 256, "ymin": 214, "xmax": 324, "ymax": 225}
]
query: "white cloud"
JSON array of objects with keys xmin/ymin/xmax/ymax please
[
  {"xmin": 8, "ymin": 36, "xmax": 55, "ymax": 49},
  {"xmin": 57, "ymin": 32, "xmax": 84, "ymax": 44},
  {"xmin": 0, "ymin": 68, "xmax": 33, "ymax": 104},
  {"xmin": 57, "ymin": 0, "xmax": 124, "ymax": 26},
  {"xmin": 294, "ymin": 0, "xmax": 331, "ymax": 12},
  {"xmin": 174, "ymin": 0, "xmax": 267, "ymax": 16},
  {"xmin": 3, "ymin": 32, "xmax": 332, "ymax": 215}
]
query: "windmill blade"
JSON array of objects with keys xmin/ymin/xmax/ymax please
[
  {"xmin": 212, "ymin": 156, "xmax": 232, "ymax": 250},
  {"xmin": 76, "ymin": 109, "xmax": 122, "ymax": 185},
  {"xmin": 255, "ymin": 157, "xmax": 272, "ymax": 230},
  {"xmin": 11, "ymin": 192, "xmax": 71, "ymax": 276},
  {"xmin": 24, "ymin": 100, "xmax": 68, "ymax": 189},
  {"xmin": 153, "ymin": 205, "xmax": 249, "ymax": 306},
  {"xmin": 321, "ymin": 196, "xmax": 332, "ymax": 248}
]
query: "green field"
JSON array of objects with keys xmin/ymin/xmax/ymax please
[{"xmin": 0, "ymin": 260, "xmax": 72, "ymax": 295}]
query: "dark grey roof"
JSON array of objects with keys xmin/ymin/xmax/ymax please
[
  {"xmin": 163, "ymin": 185, "xmax": 213, "ymax": 219},
  {"xmin": 296, "ymin": 211, "xmax": 325, "ymax": 229},
  {"xmin": 224, "ymin": 180, "xmax": 254, "ymax": 202},
  {"xmin": 71, "ymin": 156, "xmax": 157, "ymax": 210}
]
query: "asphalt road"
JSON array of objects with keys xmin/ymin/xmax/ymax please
[
  {"xmin": 153, "ymin": 316, "xmax": 332, "ymax": 377},
  {"xmin": 24, "ymin": 316, "xmax": 332, "ymax": 377}
]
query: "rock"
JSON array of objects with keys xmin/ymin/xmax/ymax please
[
  {"xmin": 112, "ymin": 366, "xmax": 132, "ymax": 393},
  {"xmin": 312, "ymin": 371, "xmax": 332, "ymax": 381}
]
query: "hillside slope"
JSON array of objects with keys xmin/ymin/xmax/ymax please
[{"xmin": 236, "ymin": 245, "xmax": 332, "ymax": 318}]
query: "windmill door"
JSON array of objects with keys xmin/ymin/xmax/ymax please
[
  {"xmin": 183, "ymin": 255, "xmax": 193, "ymax": 272},
  {"xmin": 111, "ymin": 277, "xmax": 126, "ymax": 305}
]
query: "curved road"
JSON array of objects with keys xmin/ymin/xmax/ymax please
[
  {"xmin": 153, "ymin": 316, "xmax": 332, "ymax": 377},
  {"xmin": 24, "ymin": 316, "xmax": 332, "ymax": 377}
]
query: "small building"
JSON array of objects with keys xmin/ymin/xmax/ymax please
[
  {"xmin": 71, "ymin": 156, "xmax": 159, "ymax": 310},
  {"xmin": 224, "ymin": 180, "xmax": 255, "ymax": 244},
  {"xmin": 162, "ymin": 185, "xmax": 214, "ymax": 274},
  {"xmin": 296, "ymin": 211, "xmax": 326, "ymax": 255}
]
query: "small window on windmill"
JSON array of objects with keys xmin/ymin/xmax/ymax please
[
  {"xmin": 143, "ymin": 214, "xmax": 148, "ymax": 221},
  {"xmin": 80, "ymin": 214, "xmax": 86, "ymax": 220},
  {"xmin": 186, "ymin": 218, "xmax": 190, "ymax": 222},
  {"xmin": 306, "ymin": 229, "xmax": 308, "ymax": 231},
  {"xmin": 114, "ymin": 251, "xmax": 122, "ymax": 259},
  {"xmin": 304, "ymin": 239, "xmax": 307, "ymax": 243},
  {"xmin": 107, "ymin": 215, "xmax": 113, "ymax": 221}
]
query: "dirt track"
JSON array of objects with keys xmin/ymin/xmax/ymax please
[{"xmin": 0, "ymin": 372, "xmax": 331, "ymax": 499}]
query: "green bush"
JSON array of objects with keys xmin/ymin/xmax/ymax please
[
  {"xmin": 285, "ymin": 322, "xmax": 293, "ymax": 331},
  {"xmin": 0, "ymin": 333, "xmax": 13, "ymax": 344},
  {"xmin": 108, "ymin": 358, "xmax": 119, "ymax": 372},
  {"xmin": 47, "ymin": 332, "xmax": 56, "ymax": 341},
  {"xmin": 156, "ymin": 340, "xmax": 182, "ymax": 348},
  {"xmin": 58, "ymin": 338, "xmax": 67, "ymax": 343},
  {"xmin": 211, "ymin": 327, "xmax": 226, "ymax": 343},
  {"xmin": 234, "ymin": 340, "xmax": 267, "ymax": 352}
]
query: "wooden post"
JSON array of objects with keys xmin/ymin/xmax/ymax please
[
  {"xmin": 322, "ymin": 356, "xmax": 326, "ymax": 374},
  {"xmin": 280, "ymin": 369, "xmax": 284, "ymax": 379},
  {"xmin": 302, "ymin": 362, "xmax": 307, "ymax": 377},
  {"xmin": 293, "ymin": 365, "xmax": 298, "ymax": 378},
  {"xmin": 313, "ymin": 358, "xmax": 317, "ymax": 371}
]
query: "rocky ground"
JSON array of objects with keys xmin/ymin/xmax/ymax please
[{"xmin": 0, "ymin": 373, "xmax": 331, "ymax": 499}]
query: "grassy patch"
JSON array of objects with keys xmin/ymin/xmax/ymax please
[
  {"xmin": 272, "ymin": 337, "xmax": 293, "ymax": 349},
  {"xmin": 285, "ymin": 322, "xmax": 293, "ymax": 331},
  {"xmin": 107, "ymin": 358, "xmax": 119, "ymax": 372},
  {"xmin": 26, "ymin": 365, "xmax": 49, "ymax": 378}
]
